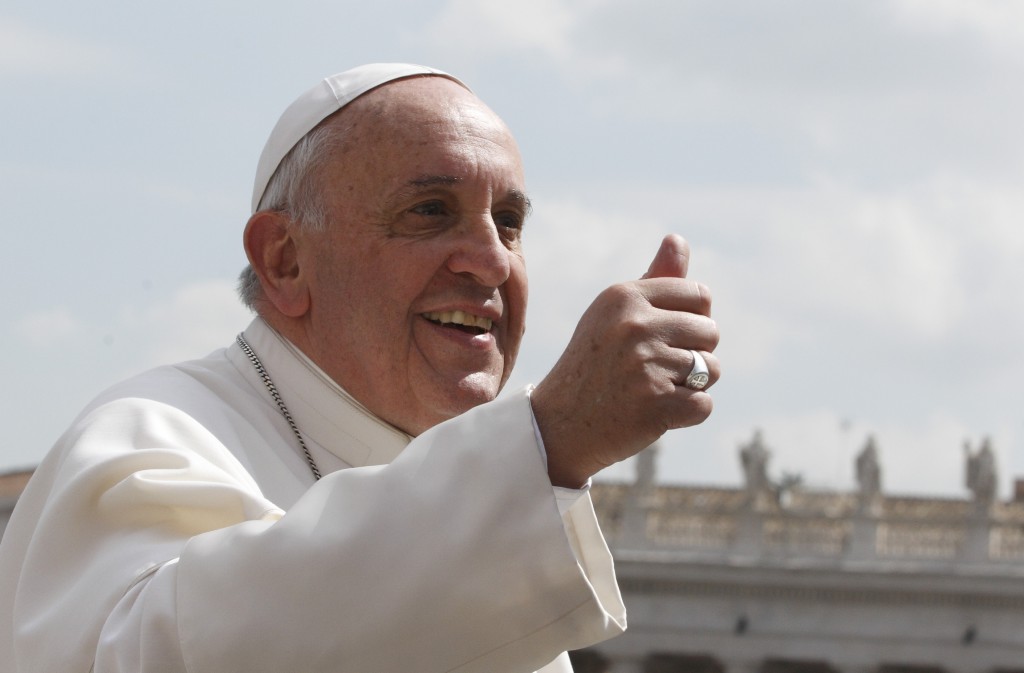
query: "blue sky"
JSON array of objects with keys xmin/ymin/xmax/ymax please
[{"xmin": 3, "ymin": 0, "xmax": 1022, "ymax": 498}]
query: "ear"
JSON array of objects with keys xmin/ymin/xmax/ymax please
[{"xmin": 243, "ymin": 211, "xmax": 311, "ymax": 318}]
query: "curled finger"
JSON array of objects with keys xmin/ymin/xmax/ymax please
[{"xmin": 678, "ymin": 349, "xmax": 720, "ymax": 392}]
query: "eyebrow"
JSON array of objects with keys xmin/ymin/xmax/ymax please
[
  {"xmin": 405, "ymin": 175, "xmax": 533, "ymax": 216},
  {"xmin": 506, "ymin": 189, "xmax": 533, "ymax": 218},
  {"xmin": 409, "ymin": 175, "xmax": 461, "ymax": 188}
]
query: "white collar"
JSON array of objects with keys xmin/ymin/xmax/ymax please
[{"xmin": 230, "ymin": 317, "xmax": 411, "ymax": 470}]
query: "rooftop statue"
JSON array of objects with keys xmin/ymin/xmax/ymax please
[
  {"xmin": 739, "ymin": 430, "xmax": 771, "ymax": 495},
  {"xmin": 855, "ymin": 436, "xmax": 882, "ymax": 500},
  {"xmin": 965, "ymin": 437, "xmax": 998, "ymax": 507}
]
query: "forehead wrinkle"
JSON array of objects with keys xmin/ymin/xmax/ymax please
[{"xmin": 385, "ymin": 175, "xmax": 461, "ymax": 208}]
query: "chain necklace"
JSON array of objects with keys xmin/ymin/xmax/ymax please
[{"xmin": 236, "ymin": 333, "xmax": 322, "ymax": 481}]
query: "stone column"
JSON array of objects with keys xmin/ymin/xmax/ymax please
[
  {"xmin": 962, "ymin": 511, "xmax": 991, "ymax": 564},
  {"xmin": 734, "ymin": 508, "xmax": 764, "ymax": 557},
  {"xmin": 620, "ymin": 444, "xmax": 659, "ymax": 550},
  {"xmin": 847, "ymin": 512, "xmax": 878, "ymax": 561},
  {"xmin": 619, "ymin": 496, "xmax": 650, "ymax": 550}
]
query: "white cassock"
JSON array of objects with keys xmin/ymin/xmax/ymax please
[{"xmin": 0, "ymin": 318, "xmax": 626, "ymax": 672}]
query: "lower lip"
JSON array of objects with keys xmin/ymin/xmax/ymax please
[{"xmin": 420, "ymin": 317, "xmax": 497, "ymax": 348}]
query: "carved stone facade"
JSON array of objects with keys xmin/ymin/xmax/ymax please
[
  {"xmin": 573, "ymin": 438, "xmax": 1024, "ymax": 673},
  {"xmin": 0, "ymin": 469, "xmax": 32, "ymax": 541}
]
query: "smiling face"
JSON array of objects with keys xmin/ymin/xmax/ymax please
[{"xmin": 293, "ymin": 77, "xmax": 529, "ymax": 436}]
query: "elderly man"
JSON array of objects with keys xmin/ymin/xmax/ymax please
[{"xmin": 0, "ymin": 64, "xmax": 719, "ymax": 672}]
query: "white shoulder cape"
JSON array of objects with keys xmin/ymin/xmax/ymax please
[{"xmin": 0, "ymin": 318, "xmax": 625, "ymax": 672}]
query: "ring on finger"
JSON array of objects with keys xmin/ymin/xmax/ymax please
[{"xmin": 685, "ymin": 350, "xmax": 709, "ymax": 391}]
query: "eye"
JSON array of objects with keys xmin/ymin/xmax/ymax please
[
  {"xmin": 411, "ymin": 201, "xmax": 448, "ymax": 217},
  {"xmin": 494, "ymin": 211, "xmax": 525, "ymax": 238}
]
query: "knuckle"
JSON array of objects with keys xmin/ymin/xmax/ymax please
[
  {"xmin": 598, "ymin": 282, "xmax": 635, "ymax": 306},
  {"xmin": 693, "ymin": 281, "xmax": 713, "ymax": 315},
  {"xmin": 705, "ymin": 319, "xmax": 721, "ymax": 350},
  {"xmin": 668, "ymin": 392, "xmax": 714, "ymax": 430},
  {"xmin": 617, "ymin": 314, "xmax": 650, "ymax": 342}
]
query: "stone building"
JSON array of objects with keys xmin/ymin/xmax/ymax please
[
  {"xmin": 573, "ymin": 435, "xmax": 1024, "ymax": 673},
  {"xmin": 0, "ymin": 469, "xmax": 32, "ymax": 541}
]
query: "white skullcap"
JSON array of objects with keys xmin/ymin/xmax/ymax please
[{"xmin": 251, "ymin": 63, "xmax": 466, "ymax": 213}]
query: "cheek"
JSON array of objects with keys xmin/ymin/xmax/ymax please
[
  {"xmin": 509, "ymin": 258, "xmax": 528, "ymax": 322},
  {"xmin": 503, "ymin": 261, "xmax": 529, "ymax": 351}
]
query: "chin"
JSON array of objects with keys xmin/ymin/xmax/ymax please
[
  {"xmin": 436, "ymin": 379, "xmax": 502, "ymax": 419},
  {"xmin": 398, "ymin": 370, "xmax": 505, "ymax": 434}
]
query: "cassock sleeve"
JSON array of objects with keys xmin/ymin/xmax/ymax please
[{"xmin": 1, "ymin": 390, "xmax": 625, "ymax": 673}]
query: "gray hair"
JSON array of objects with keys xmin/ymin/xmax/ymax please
[{"xmin": 237, "ymin": 120, "xmax": 349, "ymax": 311}]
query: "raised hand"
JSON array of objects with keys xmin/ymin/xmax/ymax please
[{"xmin": 532, "ymin": 234, "xmax": 720, "ymax": 488}]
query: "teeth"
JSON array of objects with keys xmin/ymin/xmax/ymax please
[{"xmin": 424, "ymin": 311, "xmax": 493, "ymax": 331}]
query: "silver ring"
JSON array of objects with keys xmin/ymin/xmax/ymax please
[{"xmin": 685, "ymin": 350, "xmax": 709, "ymax": 391}]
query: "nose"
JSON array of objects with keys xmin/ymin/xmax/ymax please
[{"xmin": 445, "ymin": 213, "xmax": 512, "ymax": 287}]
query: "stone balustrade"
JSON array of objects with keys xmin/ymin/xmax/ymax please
[{"xmin": 595, "ymin": 435, "xmax": 1024, "ymax": 567}]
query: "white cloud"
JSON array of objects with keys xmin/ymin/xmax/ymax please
[
  {"xmin": 12, "ymin": 280, "xmax": 252, "ymax": 377},
  {"xmin": 12, "ymin": 307, "xmax": 80, "ymax": 346},
  {"xmin": 0, "ymin": 16, "xmax": 116, "ymax": 76},
  {"xmin": 140, "ymin": 179, "xmax": 239, "ymax": 214},
  {"xmin": 408, "ymin": 0, "xmax": 628, "ymax": 79},
  {"xmin": 487, "ymin": 0, "xmax": 1024, "ymax": 187},
  {"xmin": 413, "ymin": 0, "xmax": 573, "ymax": 59},
  {"xmin": 891, "ymin": 0, "xmax": 1024, "ymax": 63},
  {"xmin": 563, "ymin": 0, "xmax": 1017, "ymax": 96},
  {"xmin": 121, "ymin": 280, "xmax": 254, "ymax": 366},
  {"xmin": 528, "ymin": 175, "xmax": 1024, "ymax": 368},
  {"xmin": 779, "ymin": 184, "xmax": 964, "ymax": 338}
]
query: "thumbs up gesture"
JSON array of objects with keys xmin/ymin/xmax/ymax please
[{"xmin": 531, "ymin": 234, "xmax": 720, "ymax": 488}]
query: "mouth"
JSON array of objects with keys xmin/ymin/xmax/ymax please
[{"xmin": 422, "ymin": 310, "xmax": 494, "ymax": 336}]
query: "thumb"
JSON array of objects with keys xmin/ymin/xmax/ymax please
[{"xmin": 642, "ymin": 234, "xmax": 690, "ymax": 279}]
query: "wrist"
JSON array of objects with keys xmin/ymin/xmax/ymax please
[{"xmin": 530, "ymin": 382, "xmax": 597, "ymax": 489}]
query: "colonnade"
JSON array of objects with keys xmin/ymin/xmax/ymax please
[{"xmin": 572, "ymin": 651, "xmax": 992, "ymax": 673}]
